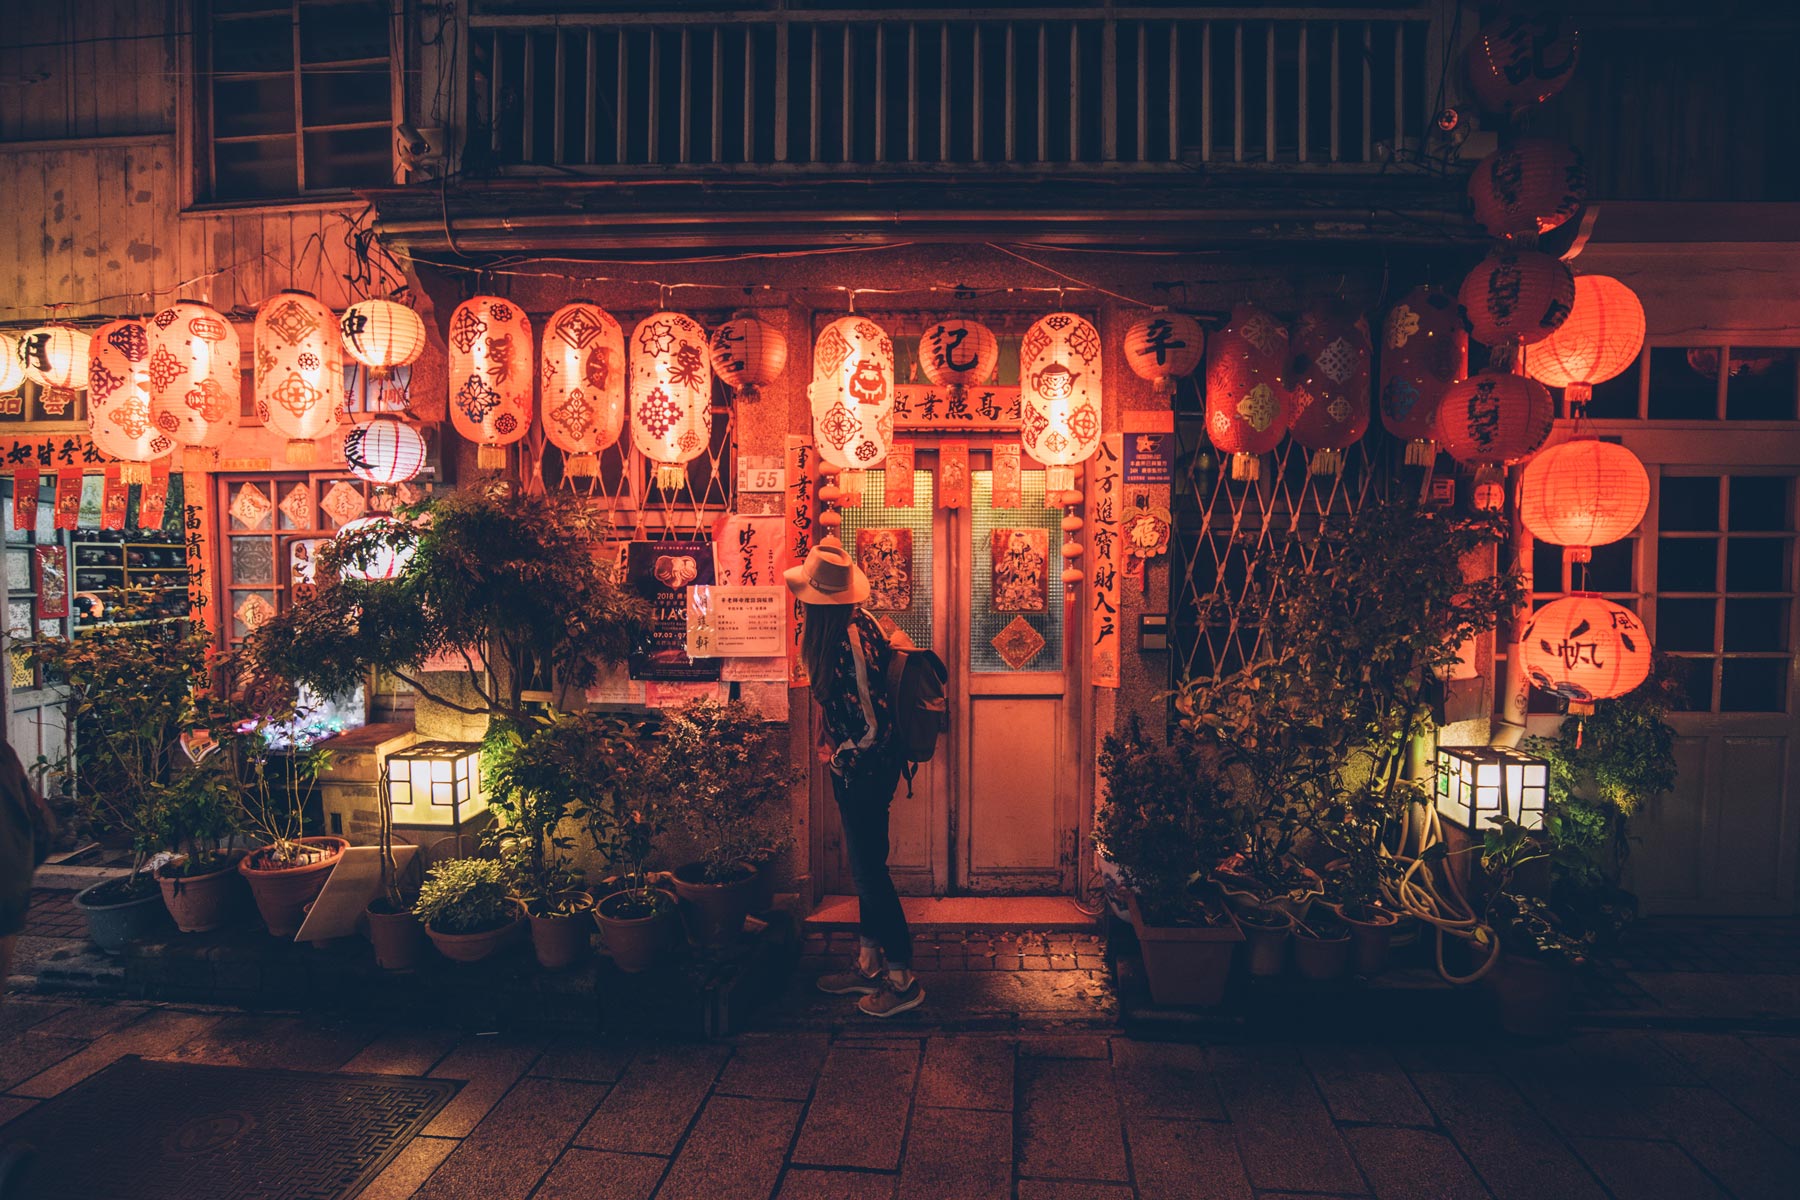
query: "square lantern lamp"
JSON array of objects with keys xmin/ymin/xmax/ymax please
[
  {"xmin": 1435, "ymin": 745, "xmax": 1549, "ymax": 832},
  {"xmin": 385, "ymin": 740, "xmax": 488, "ymax": 832}
]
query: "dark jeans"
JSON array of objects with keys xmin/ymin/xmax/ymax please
[{"xmin": 830, "ymin": 751, "xmax": 911, "ymax": 969}]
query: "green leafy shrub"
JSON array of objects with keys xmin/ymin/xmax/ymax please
[
  {"xmin": 414, "ymin": 857, "xmax": 513, "ymax": 934},
  {"xmin": 656, "ymin": 698, "xmax": 796, "ymax": 883}
]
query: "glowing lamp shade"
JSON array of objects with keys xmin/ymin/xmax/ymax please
[
  {"xmin": 254, "ymin": 290, "xmax": 344, "ymax": 464},
  {"xmin": 1436, "ymin": 371, "xmax": 1555, "ymax": 467},
  {"xmin": 339, "ymin": 298, "xmax": 426, "ymax": 376},
  {"xmin": 1122, "ymin": 311, "xmax": 1204, "ymax": 396},
  {"xmin": 343, "ymin": 415, "xmax": 428, "ymax": 486},
  {"xmin": 448, "ymin": 296, "xmax": 533, "ymax": 470},
  {"xmin": 1286, "ymin": 302, "xmax": 1371, "ymax": 477},
  {"xmin": 810, "ymin": 316, "xmax": 895, "ymax": 503},
  {"xmin": 1469, "ymin": 139, "xmax": 1587, "ymax": 240},
  {"xmin": 1525, "ymin": 275, "xmax": 1646, "ymax": 409},
  {"xmin": 541, "ymin": 301, "xmax": 626, "ymax": 479},
  {"xmin": 1459, "ymin": 248, "xmax": 1575, "ymax": 351},
  {"xmin": 709, "ymin": 313, "xmax": 788, "ymax": 400},
  {"xmin": 17, "ymin": 325, "xmax": 90, "ymax": 391},
  {"xmin": 1436, "ymin": 745, "xmax": 1550, "ymax": 832},
  {"xmin": 0, "ymin": 334, "xmax": 23, "ymax": 394},
  {"xmin": 631, "ymin": 312, "xmax": 714, "ymax": 490},
  {"xmin": 1520, "ymin": 593, "xmax": 1652, "ymax": 709},
  {"xmin": 919, "ymin": 317, "xmax": 1000, "ymax": 399},
  {"xmin": 87, "ymin": 320, "xmax": 170, "ymax": 485},
  {"xmin": 1518, "ymin": 439, "xmax": 1649, "ymax": 564},
  {"xmin": 147, "ymin": 300, "xmax": 240, "ymax": 451},
  {"xmin": 1020, "ymin": 312, "xmax": 1104, "ymax": 492},
  {"xmin": 385, "ymin": 740, "xmax": 487, "ymax": 829},
  {"xmin": 1380, "ymin": 286, "xmax": 1468, "ymax": 466},
  {"xmin": 1464, "ymin": 11, "xmax": 1580, "ymax": 115},
  {"xmin": 1205, "ymin": 302, "xmax": 1292, "ymax": 481},
  {"xmin": 334, "ymin": 515, "xmax": 415, "ymax": 581}
]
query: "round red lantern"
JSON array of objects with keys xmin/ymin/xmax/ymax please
[
  {"xmin": 631, "ymin": 312, "xmax": 715, "ymax": 490},
  {"xmin": 1518, "ymin": 438, "xmax": 1649, "ymax": 564},
  {"xmin": 541, "ymin": 301, "xmax": 626, "ymax": 479},
  {"xmin": 147, "ymin": 300, "xmax": 240, "ymax": 451},
  {"xmin": 1463, "ymin": 11, "xmax": 1580, "ymax": 115},
  {"xmin": 339, "ymin": 298, "xmax": 426, "ymax": 377},
  {"xmin": 255, "ymin": 290, "xmax": 344, "ymax": 464},
  {"xmin": 343, "ymin": 415, "xmax": 428, "ymax": 486},
  {"xmin": 1520, "ymin": 593, "xmax": 1651, "ymax": 712},
  {"xmin": 1287, "ymin": 302, "xmax": 1371, "ymax": 476},
  {"xmin": 1123, "ymin": 311, "xmax": 1204, "ymax": 396},
  {"xmin": 919, "ymin": 318, "xmax": 1000, "ymax": 400},
  {"xmin": 1459, "ymin": 248, "xmax": 1575, "ymax": 351},
  {"xmin": 448, "ymin": 296, "xmax": 533, "ymax": 471},
  {"xmin": 1469, "ymin": 138, "xmax": 1587, "ymax": 240},
  {"xmin": 87, "ymin": 319, "xmax": 169, "ymax": 484},
  {"xmin": 1524, "ymin": 275, "xmax": 1645, "ymax": 410},
  {"xmin": 1437, "ymin": 370, "xmax": 1555, "ymax": 508},
  {"xmin": 709, "ymin": 312, "xmax": 788, "ymax": 400},
  {"xmin": 1380, "ymin": 286, "xmax": 1468, "ymax": 466},
  {"xmin": 1205, "ymin": 303, "xmax": 1291, "ymax": 480}
]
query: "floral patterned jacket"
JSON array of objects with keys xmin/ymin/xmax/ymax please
[{"xmin": 818, "ymin": 608, "xmax": 895, "ymax": 777}]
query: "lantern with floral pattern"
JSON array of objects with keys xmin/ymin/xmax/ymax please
[
  {"xmin": 1380, "ymin": 286, "xmax": 1468, "ymax": 466},
  {"xmin": 87, "ymin": 319, "xmax": 169, "ymax": 484},
  {"xmin": 147, "ymin": 300, "xmax": 240, "ymax": 450},
  {"xmin": 541, "ymin": 301, "xmax": 626, "ymax": 479},
  {"xmin": 708, "ymin": 312, "xmax": 787, "ymax": 401},
  {"xmin": 448, "ymin": 296, "xmax": 533, "ymax": 470},
  {"xmin": 254, "ymin": 290, "xmax": 344, "ymax": 463},
  {"xmin": 631, "ymin": 311, "xmax": 714, "ymax": 490},
  {"xmin": 1205, "ymin": 303, "xmax": 1292, "ymax": 481},
  {"xmin": 1287, "ymin": 302, "xmax": 1371, "ymax": 476},
  {"xmin": 1123, "ymin": 310, "xmax": 1205, "ymax": 396},
  {"xmin": 1020, "ymin": 312, "xmax": 1104, "ymax": 493},
  {"xmin": 810, "ymin": 316, "xmax": 894, "ymax": 508}
]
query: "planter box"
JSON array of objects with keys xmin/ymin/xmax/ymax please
[{"xmin": 1125, "ymin": 890, "xmax": 1243, "ymax": 1007}]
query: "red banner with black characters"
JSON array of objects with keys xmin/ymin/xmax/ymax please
[{"xmin": 12, "ymin": 467, "xmax": 39, "ymax": 530}]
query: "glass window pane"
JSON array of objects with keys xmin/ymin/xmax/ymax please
[
  {"xmin": 214, "ymin": 138, "xmax": 299, "ymax": 201},
  {"xmin": 1658, "ymin": 537, "xmax": 1717, "ymax": 593},
  {"xmin": 1660, "ymin": 475, "xmax": 1720, "ymax": 532},
  {"xmin": 839, "ymin": 469, "xmax": 935, "ymax": 654},
  {"xmin": 970, "ymin": 470, "xmax": 1064, "ymax": 673},
  {"xmin": 212, "ymin": 14, "xmax": 292, "ymax": 74},
  {"xmin": 1723, "ymin": 598, "xmax": 1788, "ymax": 652},
  {"xmin": 303, "ymin": 126, "xmax": 392, "ymax": 190},
  {"xmin": 1649, "ymin": 347, "xmax": 1719, "ymax": 420},
  {"xmin": 1723, "ymin": 348, "xmax": 1797, "ymax": 421},
  {"xmin": 1585, "ymin": 357, "xmax": 1640, "ymax": 419},
  {"xmin": 1725, "ymin": 539, "xmax": 1786, "ymax": 593},
  {"xmin": 213, "ymin": 77, "xmax": 296, "ymax": 138},
  {"xmin": 1656, "ymin": 598, "xmax": 1716, "ymax": 653},
  {"xmin": 1721, "ymin": 658, "xmax": 1786, "ymax": 713},
  {"xmin": 5, "ymin": 550, "xmax": 30, "ymax": 593},
  {"xmin": 230, "ymin": 537, "xmax": 277, "ymax": 585},
  {"xmin": 1584, "ymin": 539, "xmax": 1635, "ymax": 594},
  {"xmin": 301, "ymin": 68, "xmax": 389, "ymax": 128},
  {"xmin": 1665, "ymin": 656, "xmax": 1715, "ymax": 711},
  {"xmin": 1531, "ymin": 539, "xmax": 1566, "ymax": 592},
  {"xmin": 300, "ymin": 0, "xmax": 389, "ymax": 63},
  {"xmin": 1728, "ymin": 475, "xmax": 1793, "ymax": 533}
]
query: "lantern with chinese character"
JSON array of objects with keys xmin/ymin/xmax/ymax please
[
  {"xmin": 1520, "ymin": 593, "xmax": 1651, "ymax": 719},
  {"xmin": 343, "ymin": 415, "xmax": 428, "ymax": 486},
  {"xmin": 448, "ymin": 296, "xmax": 533, "ymax": 470},
  {"xmin": 1437, "ymin": 370, "xmax": 1555, "ymax": 508},
  {"xmin": 1436, "ymin": 745, "xmax": 1550, "ymax": 832},
  {"xmin": 339, "ymin": 298, "xmax": 427, "ymax": 377},
  {"xmin": 1518, "ymin": 438, "xmax": 1649, "ymax": 565},
  {"xmin": 87, "ymin": 319, "xmax": 168, "ymax": 485},
  {"xmin": 1524, "ymin": 275, "xmax": 1645, "ymax": 411},
  {"xmin": 384, "ymin": 740, "xmax": 488, "ymax": 831},
  {"xmin": 541, "ymin": 301, "xmax": 626, "ymax": 479},
  {"xmin": 1464, "ymin": 11, "xmax": 1580, "ymax": 115},
  {"xmin": 1287, "ymin": 302, "xmax": 1371, "ymax": 476},
  {"xmin": 147, "ymin": 300, "xmax": 241, "ymax": 450},
  {"xmin": 334, "ymin": 515, "xmax": 416, "ymax": 581},
  {"xmin": 1381, "ymin": 286, "xmax": 1468, "ymax": 466},
  {"xmin": 1460, "ymin": 248, "xmax": 1575, "ymax": 352},
  {"xmin": 810, "ymin": 315, "xmax": 894, "ymax": 511},
  {"xmin": 1123, "ymin": 310, "xmax": 1204, "ymax": 396},
  {"xmin": 1469, "ymin": 138, "xmax": 1587, "ymax": 241},
  {"xmin": 919, "ymin": 317, "xmax": 999, "ymax": 402},
  {"xmin": 18, "ymin": 324, "xmax": 90, "ymax": 392},
  {"xmin": 0, "ymin": 333, "xmax": 22, "ymax": 394},
  {"xmin": 1205, "ymin": 302, "xmax": 1291, "ymax": 481},
  {"xmin": 1020, "ymin": 312, "xmax": 1104, "ymax": 493},
  {"xmin": 708, "ymin": 312, "xmax": 787, "ymax": 401},
  {"xmin": 254, "ymin": 290, "xmax": 344, "ymax": 464},
  {"xmin": 631, "ymin": 311, "xmax": 714, "ymax": 490}
]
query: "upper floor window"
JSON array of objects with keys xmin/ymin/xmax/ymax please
[{"xmin": 202, "ymin": 0, "xmax": 396, "ymax": 202}]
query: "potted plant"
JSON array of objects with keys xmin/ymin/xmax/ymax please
[
  {"xmin": 1479, "ymin": 816, "xmax": 1593, "ymax": 1036},
  {"xmin": 226, "ymin": 713, "xmax": 343, "ymax": 938},
  {"xmin": 415, "ymin": 856, "xmax": 521, "ymax": 963},
  {"xmin": 583, "ymin": 722, "xmax": 680, "ymax": 972},
  {"xmin": 656, "ymin": 698, "xmax": 796, "ymax": 946},
  {"xmin": 1096, "ymin": 714, "xmax": 1244, "ymax": 1006},
  {"xmin": 1291, "ymin": 909, "xmax": 1353, "ymax": 981},
  {"xmin": 148, "ymin": 756, "xmax": 244, "ymax": 933},
  {"xmin": 1320, "ymin": 781, "xmax": 1406, "ymax": 976}
]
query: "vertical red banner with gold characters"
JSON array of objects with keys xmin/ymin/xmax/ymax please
[
  {"xmin": 182, "ymin": 456, "xmax": 217, "ymax": 635},
  {"xmin": 101, "ymin": 466, "xmax": 128, "ymax": 531},
  {"xmin": 138, "ymin": 463, "xmax": 169, "ymax": 531},
  {"xmin": 1091, "ymin": 435, "xmax": 1122, "ymax": 688},
  {"xmin": 785, "ymin": 435, "xmax": 817, "ymax": 688},
  {"xmin": 939, "ymin": 441, "xmax": 969, "ymax": 509},
  {"xmin": 884, "ymin": 442, "xmax": 915, "ymax": 508},
  {"xmin": 992, "ymin": 442, "xmax": 1021, "ymax": 508},
  {"xmin": 53, "ymin": 468, "xmax": 82, "ymax": 530},
  {"xmin": 12, "ymin": 467, "xmax": 40, "ymax": 530}
]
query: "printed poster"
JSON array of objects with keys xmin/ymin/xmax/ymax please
[
  {"xmin": 1123, "ymin": 430, "xmax": 1174, "ymax": 486},
  {"xmin": 712, "ymin": 512, "xmax": 790, "ymax": 681},
  {"xmin": 77, "ymin": 474, "xmax": 104, "ymax": 529},
  {"xmin": 992, "ymin": 443, "xmax": 1021, "ymax": 508},
  {"xmin": 785, "ymin": 436, "xmax": 817, "ymax": 688},
  {"xmin": 939, "ymin": 441, "xmax": 969, "ymax": 509},
  {"xmin": 1091, "ymin": 435, "xmax": 1123, "ymax": 688},
  {"xmin": 992, "ymin": 528, "xmax": 1050, "ymax": 613},
  {"xmin": 137, "ymin": 464, "xmax": 169, "ymax": 531},
  {"xmin": 884, "ymin": 442, "xmax": 915, "ymax": 508},
  {"xmin": 627, "ymin": 537, "xmax": 720, "ymax": 681},
  {"xmin": 686, "ymin": 586, "xmax": 786, "ymax": 658},
  {"xmin": 34, "ymin": 546, "xmax": 68, "ymax": 619},
  {"xmin": 855, "ymin": 528, "xmax": 913, "ymax": 611}
]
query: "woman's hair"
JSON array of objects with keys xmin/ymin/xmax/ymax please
[{"xmin": 800, "ymin": 601, "xmax": 854, "ymax": 688}]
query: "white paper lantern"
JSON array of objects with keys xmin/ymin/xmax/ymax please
[
  {"xmin": 334, "ymin": 515, "xmax": 415, "ymax": 581},
  {"xmin": 630, "ymin": 311, "xmax": 714, "ymax": 490},
  {"xmin": 147, "ymin": 300, "xmax": 241, "ymax": 450},
  {"xmin": 255, "ymin": 290, "xmax": 344, "ymax": 464},
  {"xmin": 343, "ymin": 415, "xmax": 428, "ymax": 486},
  {"xmin": 919, "ymin": 318, "xmax": 999, "ymax": 398},
  {"xmin": 18, "ymin": 325, "xmax": 91, "ymax": 390},
  {"xmin": 709, "ymin": 312, "xmax": 788, "ymax": 400},
  {"xmin": 541, "ymin": 301, "xmax": 626, "ymax": 478},
  {"xmin": 87, "ymin": 319, "xmax": 171, "ymax": 484},
  {"xmin": 0, "ymin": 333, "xmax": 23, "ymax": 394},
  {"xmin": 448, "ymin": 296, "xmax": 533, "ymax": 470},
  {"xmin": 340, "ymin": 298, "xmax": 426, "ymax": 376},
  {"xmin": 810, "ymin": 316, "xmax": 895, "ymax": 504},
  {"xmin": 1020, "ymin": 312, "xmax": 1104, "ymax": 492}
]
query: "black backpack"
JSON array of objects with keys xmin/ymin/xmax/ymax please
[{"xmin": 882, "ymin": 638, "xmax": 948, "ymax": 794}]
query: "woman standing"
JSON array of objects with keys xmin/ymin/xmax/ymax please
[{"xmin": 786, "ymin": 536, "xmax": 923, "ymax": 1018}]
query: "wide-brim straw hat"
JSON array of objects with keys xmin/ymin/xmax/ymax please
[{"xmin": 784, "ymin": 535, "xmax": 870, "ymax": 605}]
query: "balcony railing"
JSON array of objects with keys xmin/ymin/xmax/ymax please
[{"xmin": 466, "ymin": 5, "xmax": 1441, "ymax": 175}]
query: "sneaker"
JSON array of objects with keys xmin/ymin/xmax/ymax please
[
  {"xmin": 816, "ymin": 964, "xmax": 883, "ymax": 995},
  {"xmin": 857, "ymin": 977, "xmax": 925, "ymax": 1018}
]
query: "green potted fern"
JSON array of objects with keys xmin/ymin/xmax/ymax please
[{"xmin": 415, "ymin": 857, "xmax": 521, "ymax": 963}]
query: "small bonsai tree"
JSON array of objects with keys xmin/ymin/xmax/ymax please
[
  {"xmin": 215, "ymin": 704, "xmax": 333, "ymax": 869},
  {"xmin": 581, "ymin": 719, "xmax": 673, "ymax": 918},
  {"xmin": 655, "ymin": 698, "xmax": 796, "ymax": 884},
  {"xmin": 414, "ymin": 856, "xmax": 512, "ymax": 934}
]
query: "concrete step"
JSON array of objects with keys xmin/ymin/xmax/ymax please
[{"xmin": 804, "ymin": 895, "xmax": 1103, "ymax": 933}]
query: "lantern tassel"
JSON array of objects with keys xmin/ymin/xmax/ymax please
[
  {"xmin": 1231, "ymin": 452, "xmax": 1262, "ymax": 482},
  {"xmin": 565, "ymin": 452, "xmax": 598, "ymax": 479},
  {"xmin": 478, "ymin": 443, "xmax": 508, "ymax": 471},
  {"xmin": 284, "ymin": 438, "xmax": 318, "ymax": 465},
  {"xmin": 1405, "ymin": 438, "xmax": 1437, "ymax": 467},
  {"xmin": 1308, "ymin": 448, "xmax": 1344, "ymax": 478},
  {"xmin": 653, "ymin": 462, "xmax": 687, "ymax": 490},
  {"xmin": 119, "ymin": 462, "xmax": 152, "ymax": 487}
]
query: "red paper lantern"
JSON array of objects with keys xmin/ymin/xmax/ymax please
[
  {"xmin": 1525, "ymin": 275, "xmax": 1645, "ymax": 409},
  {"xmin": 1518, "ymin": 438, "xmax": 1650, "ymax": 564},
  {"xmin": 1380, "ymin": 286, "xmax": 1468, "ymax": 466},
  {"xmin": 1469, "ymin": 138, "xmax": 1587, "ymax": 240},
  {"xmin": 1459, "ymin": 248, "xmax": 1575, "ymax": 350},
  {"xmin": 1463, "ymin": 11, "xmax": 1580, "ymax": 115},
  {"xmin": 1205, "ymin": 303, "xmax": 1292, "ymax": 480},
  {"xmin": 1123, "ymin": 311, "xmax": 1204, "ymax": 395},
  {"xmin": 1287, "ymin": 302, "xmax": 1371, "ymax": 476},
  {"xmin": 343, "ymin": 415, "xmax": 428, "ymax": 486},
  {"xmin": 541, "ymin": 301, "xmax": 626, "ymax": 479},
  {"xmin": 448, "ymin": 296, "xmax": 533, "ymax": 470},
  {"xmin": 1520, "ymin": 593, "xmax": 1650, "ymax": 711},
  {"xmin": 1438, "ymin": 370, "xmax": 1554, "ymax": 507},
  {"xmin": 88, "ymin": 319, "xmax": 170, "ymax": 484},
  {"xmin": 709, "ymin": 312, "xmax": 788, "ymax": 400}
]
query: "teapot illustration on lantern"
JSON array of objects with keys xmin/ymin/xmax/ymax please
[{"xmin": 1031, "ymin": 362, "xmax": 1082, "ymax": 403}]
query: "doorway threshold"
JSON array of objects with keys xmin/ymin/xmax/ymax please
[{"xmin": 805, "ymin": 894, "xmax": 1101, "ymax": 932}]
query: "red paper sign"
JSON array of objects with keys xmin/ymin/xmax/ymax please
[
  {"xmin": 993, "ymin": 442, "xmax": 1021, "ymax": 508},
  {"xmin": 12, "ymin": 467, "xmax": 40, "ymax": 530},
  {"xmin": 939, "ymin": 442, "xmax": 969, "ymax": 510},
  {"xmin": 138, "ymin": 463, "xmax": 169, "ymax": 530},
  {"xmin": 101, "ymin": 466, "xmax": 128, "ymax": 531},
  {"xmin": 35, "ymin": 546, "xmax": 69, "ymax": 619},
  {"xmin": 54, "ymin": 469, "xmax": 83, "ymax": 530},
  {"xmin": 884, "ymin": 442, "xmax": 915, "ymax": 508},
  {"xmin": 785, "ymin": 435, "xmax": 817, "ymax": 688}
]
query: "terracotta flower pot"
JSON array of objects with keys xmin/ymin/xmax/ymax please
[
  {"xmin": 595, "ymin": 887, "xmax": 681, "ymax": 972},
  {"xmin": 365, "ymin": 899, "xmax": 426, "ymax": 971},
  {"xmin": 1238, "ymin": 908, "xmax": 1294, "ymax": 977},
  {"xmin": 1292, "ymin": 924, "xmax": 1353, "ymax": 981},
  {"xmin": 671, "ymin": 861, "xmax": 759, "ymax": 946},
  {"xmin": 1125, "ymin": 889, "xmax": 1243, "ymax": 1007},
  {"xmin": 1486, "ymin": 952, "xmax": 1574, "ymax": 1038},
  {"xmin": 528, "ymin": 892, "xmax": 596, "ymax": 970},
  {"xmin": 156, "ymin": 855, "xmax": 243, "ymax": 933},
  {"xmin": 73, "ymin": 876, "xmax": 168, "ymax": 954},
  {"xmin": 238, "ymin": 836, "xmax": 348, "ymax": 938},
  {"xmin": 1334, "ymin": 902, "xmax": 1401, "ymax": 976},
  {"xmin": 427, "ymin": 910, "xmax": 524, "ymax": 964},
  {"xmin": 1213, "ymin": 854, "xmax": 1324, "ymax": 923}
]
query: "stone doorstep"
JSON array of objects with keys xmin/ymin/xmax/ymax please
[{"xmin": 805, "ymin": 895, "xmax": 1103, "ymax": 933}]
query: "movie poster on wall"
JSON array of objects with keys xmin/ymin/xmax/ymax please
[
  {"xmin": 991, "ymin": 528, "xmax": 1049, "ymax": 613},
  {"xmin": 627, "ymin": 537, "xmax": 720, "ymax": 681},
  {"xmin": 855, "ymin": 528, "xmax": 913, "ymax": 611}
]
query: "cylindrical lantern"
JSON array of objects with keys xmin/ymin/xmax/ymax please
[
  {"xmin": 0, "ymin": 333, "xmax": 23, "ymax": 394},
  {"xmin": 1464, "ymin": 12, "xmax": 1580, "ymax": 115},
  {"xmin": 448, "ymin": 296, "xmax": 533, "ymax": 471},
  {"xmin": 254, "ymin": 290, "xmax": 344, "ymax": 464},
  {"xmin": 87, "ymin": 319, "xmax": 168, "ymax": 485},
  {"xmin": 810, "ymin": 316, "xmax": 895, "ymax": 506},
  {"xmin": 1380, "ymin": 286, "xmax": 1468, "ymax": 466},
  {"xmin": 1287, "ymin": 302, "xmax": 1371, "ymax": 476},
  {"xmin": 1020, "ymin": 312, "xmax": 1104, "ymax": 493},
  {"xmin": 343, "ymin": 415, "xmax": 428, "ymax": 486},
  {"xmin": 1205, "ymin": 303, "xmax": 1292, "ymax": 480},
  {"xmin": 1520, "ymin": 593, "xmax": 1651, "ymax": 713},
  {"xmin": 340, "ymin": 298, "xmax": 426, "ymax": 377},
  {"xmin": 18, "ymin": 325, "xmax": 91, "ymax": 390},
  {"xmin": 919, "ymin": 317, "xmax": 1000, "ymax": 400},
  {"xmin": 1524, "ymin": 275, "xmax": 1645, "ymax": 410},
  {"xmin": 1469, "ymin": 138, "xmax": 1587, "ymax": 240},
  {"xmin": 1459, "ymin": 248, "xmax": 1575, "ymax": 352},
  {"xmin": 334, "ymin": 516, "xmax": 415, "ymax": 582},
  {"xmin": 1518, "ymin": 439, "xmax": 1649, "ymax": 564},
  {"xmin": 708, "ymin": 312, "xmax": 788, "ymax": 401},
  {"xmin": 1123, "ymin": 311, "xmax": 1205, "ymax": 396},
  {"xmin": 541, "ymin": 301, "xmax": 626, "ymax": 479},
  {"xmin": 1437, "ymin": 370, "xmax": 1555, "ymax": 508},
  {"xmin": 630, "ymin": 311, "xmax": 714, "ymax": 490},
  {"xmin": 147, "ymin": 300, "xmax": 240, "ymax": 450}
]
